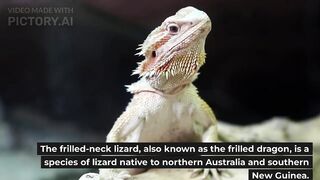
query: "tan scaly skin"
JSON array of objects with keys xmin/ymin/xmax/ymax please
[{"xmin": 82, "ymin": 6, "xmax": 221, "ymax": 180}]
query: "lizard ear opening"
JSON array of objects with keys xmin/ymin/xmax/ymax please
[{"xmin": 151, "ymin": 51, "xmax": 156, "ymax": 57}]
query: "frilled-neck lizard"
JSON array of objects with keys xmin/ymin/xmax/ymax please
[{"xmin": 81, "ymin": 6, "xmax": 219, "ymax": 180}]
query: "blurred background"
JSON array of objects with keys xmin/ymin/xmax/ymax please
[{"xmin": 0, "ymin": 0, "xmax": 319, "ymax": 179}]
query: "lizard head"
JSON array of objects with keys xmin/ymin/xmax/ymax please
[{"xmin": 133, "ymin": 6, "xmax": 211, "ymax": 92}]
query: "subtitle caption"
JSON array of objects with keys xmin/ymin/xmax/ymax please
[{"xmin": 38, "ymin": 142, "xmax": 313, "ymax": 180}]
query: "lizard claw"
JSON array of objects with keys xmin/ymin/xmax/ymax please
[
  {"xmin": 191, "ymin": 168, "xmax": 234, "ymax": 180},
  {"xmin": 100, "ymin": 169, "xmax": 132, "ymax": 180},
  {"xmin": 79, "ymin": 173, "xmax": 100, "ymax": 180},
  {"xmin": 191, "ymin": 168, "xmax": 205, "ymax": 179},
  {"xmin": 191, "ymin": 168, "xmax": 220, "ymax": 180},
  {"xmin": 116, "ymin": 171, "xmax": 132, "ymax": 180}
]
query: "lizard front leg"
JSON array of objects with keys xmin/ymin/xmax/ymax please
[
  {"xmin": 100, "ymin": 97, "xmax": 146, "ymax": 180},
  {"xmin": 191, "ymin": 98, "xmax": 222, "ymax": 180},
  {"xmin": 192, "ymin": 124, "xmax": 221, "ymax": 180}
]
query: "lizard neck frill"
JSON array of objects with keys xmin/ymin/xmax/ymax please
[{"xmin": 126, "ymin": 77, "xmax": 194, "ymax": 96}]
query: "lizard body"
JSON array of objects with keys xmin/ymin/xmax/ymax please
[
  {"xmin": 108, "ymin": 80, "xmax": 214, "ymax": 143},
  {"xmin": 107, "ymin": 6, "xmax": 215, "ymax": 142},
  {"xmin": 98, "ymin": 6, "xmax": 218, "ymax": 180}
]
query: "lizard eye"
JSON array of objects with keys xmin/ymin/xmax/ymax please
[{"xmin": 167, "ymin": 23, "xmax": 179, "ymax": 34}]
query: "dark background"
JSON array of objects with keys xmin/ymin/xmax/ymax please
[{"xmin": 0, "ymin": 0, "xmax": 319, "ymax": 135}]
